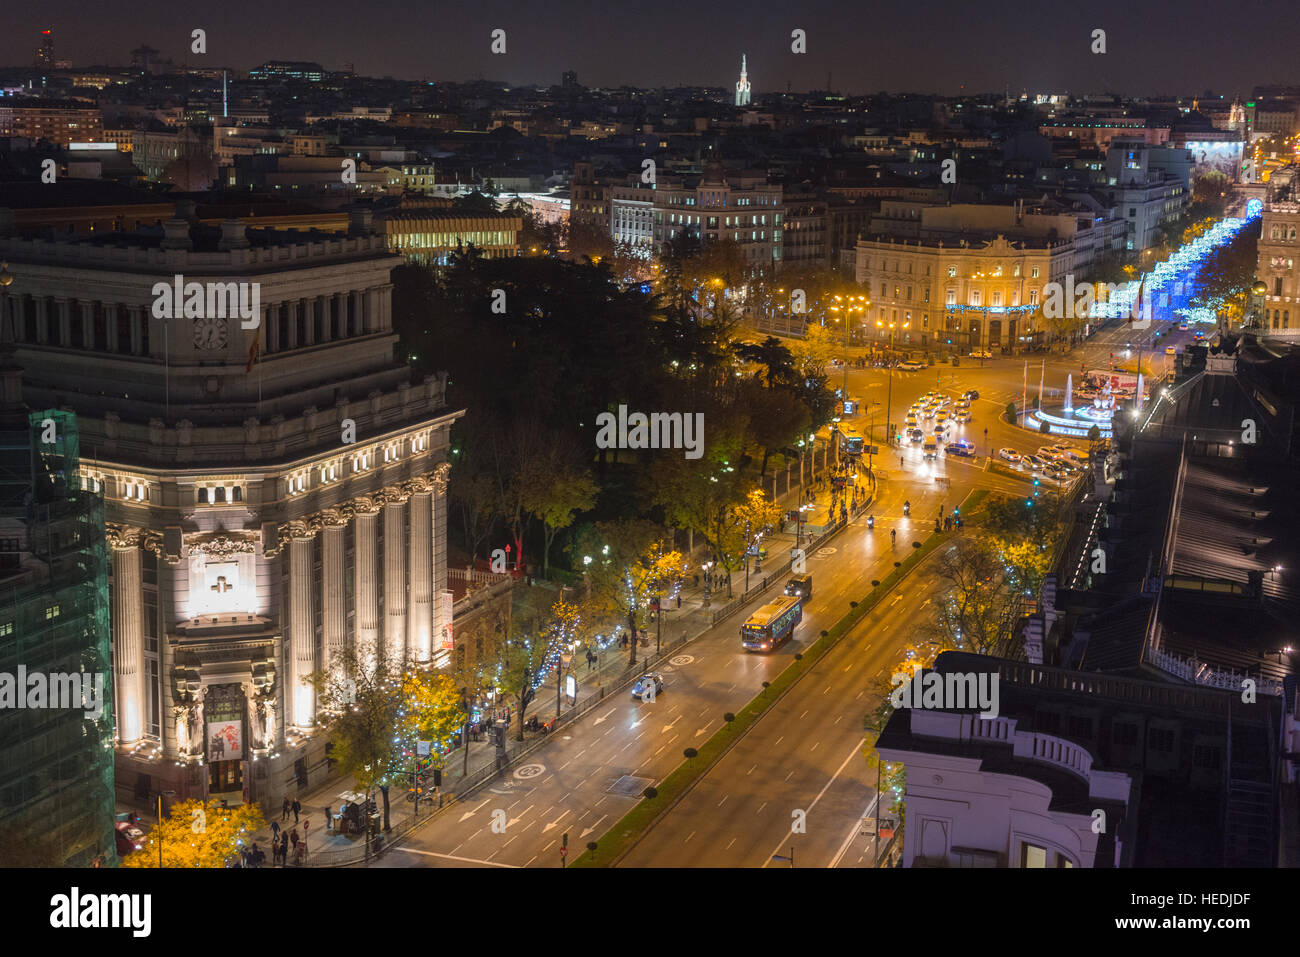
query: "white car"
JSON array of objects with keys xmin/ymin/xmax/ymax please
[
  {"xmin": 898, "ymin": 360, "xmax": 927, "ymax": 371},
  {"xmin": 998, "ymin": 448, "xmax": 1022, "ymax": 463},
  {"xmin": 954, "ymin": 409, "xmax": 972, "ymax": 423}
]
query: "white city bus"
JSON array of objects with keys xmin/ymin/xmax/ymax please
[{"xmin": 741, "ymin": 595, "xmax": 804, "ymax": 652}]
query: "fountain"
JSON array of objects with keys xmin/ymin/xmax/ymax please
[{"xmin": 1065, "ymin": 374, "xmax": 1073, "ymax": 411}]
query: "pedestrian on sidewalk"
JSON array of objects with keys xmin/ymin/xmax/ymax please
[
  {"xmin": 290, "ymin": 828, "xmax": 300, "ymax": 852},
  {"xmin": 323, "ymin": 805, "xmax": 332, "ymax": 830},
  {"xmin": 279, "ymin": 832, "xmax": 289, "ymax": 866},
  {"xmin": 291, "ymin": 798, "xmax": 301, "ymax": 823},
  {"xmin": 271, "ymin": 820, "xmax": 280, "ymax": 842},
  {"xmin": 281, "ymin": 796, "xmax": 290, "ymax": 821}
]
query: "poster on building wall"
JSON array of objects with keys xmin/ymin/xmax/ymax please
[
  {"xmin": 207, "ymin": 720, "xmax": 243, "ymax": 762},
  {"xmin": 440, "ymin": 590, "xmax": 455, "ymax": 650}
]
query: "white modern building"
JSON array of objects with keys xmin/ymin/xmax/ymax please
[{"xmin": 0, "ymin": 205, "xmax": 462, "ymax": 809}]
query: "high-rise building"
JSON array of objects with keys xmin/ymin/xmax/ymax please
[
  {"xmin": 734, "ymin": 55, "xmax": 751, "ymax": 107},
  {"xmin": 0, "ymin": 207, "xmax": 462, "ymax": 812},
  {"xmin": 0, "ymin": 304, "xmax": 116, "ymax": 865},
  {"xmin": 35, "ymin": 30, "xmax": 54, "ymax": 69}
]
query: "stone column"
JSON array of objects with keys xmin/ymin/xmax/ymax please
[
  {"xmin": 353, "ymin": 501, "xmax": 381, "ymax": 671},
  {"xmin": 287, "ymin": 526, "xmax": 317, "ymax": 729},
  {"xmin": 267, "ymin": 302, "xmax": 281, "ymax": 354},
  {"xmin": 55, "ymin": 298, "xmax": 72, "ymax": 347},
  {"xmin": 349, "ymin": 290, "xmax": 364, "ymax": 338},
  {"xmin": 363, "ymin": 288, "xmax": 378, "ymax": 334},
  {"xmin": 128, "ymin": 305, "xmax": 144, "ymax": 356},
  {"xmin": 79, "ymin": 300, "xmax": 95, "ymax": 350},
  {"xmin": 383, "ymin": 494, "xmax": 408, "ymax": 666},
  {"xmin": 321, "ymin": 516, "xmax": 347, "ymax": 677},
  {"xmin": 286, "ymin": 300, "xmax": 299, "ymax": 350},
  {"xmin": 35, "ymin": 297, "xmax": 50, "ymax": 344},
  {"xmin": 109, "ymin": 530, "xmax": 146, "ymax": 746},
  {"xmin": 408, "ymin": 489, "xmax": 433, "ymax": 663},
  {"xmin": 302, "ymin": 298, "xmax": 316, "ymax": 347},
  {"xmin": 318, "ymin": 294, "xmax": 331, "ymax": 344},
  {"xmin": 430, "ymin": 463, "xmax": 451, "ymax": 656}
]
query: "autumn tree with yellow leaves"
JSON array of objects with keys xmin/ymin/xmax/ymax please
[{"xmin": 123, "ymin": 799, "xmax": 266, "ymax": 868}]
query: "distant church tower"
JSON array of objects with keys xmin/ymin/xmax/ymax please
[{"xmin": 735, "ymin": 55, "xmax": 751, "ymax": 107}]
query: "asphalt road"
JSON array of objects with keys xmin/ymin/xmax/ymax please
[
  {"xmin": 616, "ymin": 564, "xmax": 945, "ymax": 869},
  {"xmin": 372, "ymin": 456, "xmax": 985, "ymax": 868}
]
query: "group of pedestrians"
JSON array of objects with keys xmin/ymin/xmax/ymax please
[{"xmin": 268, "ymin": 812, "xmax": 311, "ymax": 866}]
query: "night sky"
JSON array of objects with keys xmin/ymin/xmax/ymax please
[{"xmin": 3, "ymin": 0, "xmax": 1296, "ymax": 96}]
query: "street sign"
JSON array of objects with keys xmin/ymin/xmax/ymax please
[
  {"xmin": 866, "ymin": 445, "xmax": 880, "ymax": 455},
  {"xmin": 860, "ymin": 816, "xmax": 877, "ymax": 836}
]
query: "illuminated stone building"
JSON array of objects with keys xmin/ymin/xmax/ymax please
[{"xmin": 0, "ymin": 206, "xmax": 461, "ymax": 810}]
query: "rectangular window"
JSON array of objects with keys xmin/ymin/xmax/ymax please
[
  {"xmin": 1031, "ymin": 267, "xmax": 1040, "ymax": 279},
  {"xmin": 946, "ymin": 289, "xmax": 956, "ymax": 306},
  {"xmin": 1022, "ymin": 844, "xmax": 1048, "ymax": 868}
]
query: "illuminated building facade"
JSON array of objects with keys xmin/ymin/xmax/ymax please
[
  {"xmin": 0, "ymin": 209, "xmax": 461, "ymax": 810},
  {"xmin": 1257, "ymin": 165, "xmax": 1300, "ymax": 338},
  {"xmin": 0, "ymin": 99, "xmax": 104, "ymax": 148}
]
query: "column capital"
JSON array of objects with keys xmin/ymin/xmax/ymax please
[
  {"xmin": 431, "ymin": 461, "xmax": 451, "ymax": 494},
  {"xmin": 282, "ymin": 518, "xmax": 321, "ymax": 542},
  {"xmin": 106, "ymin": 523, "xmax": 146, "ymax": 550}
]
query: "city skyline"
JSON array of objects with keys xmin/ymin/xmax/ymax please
[{"xmin": 2, "ymin": 0, "xmax": 1297, "ymax": 96}]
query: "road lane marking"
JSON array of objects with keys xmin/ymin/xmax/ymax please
[
  {"xmin": 684, "ymin": 831, "xmax": 695, "ymax": 844},
  {"xmin": 718, "ymin": 795, "xmax": 728, "ymax": 807},
  {"xmin": 757, "ymin": 802, "xmax": 767, "ymax": 814},
  {"xmin": 761, "ymin": 737, "xmax": 866, "ymax": 869},
  {"xmin": 726, "ymin": 838, "xmax": 737, "ymax": 850},
  {"xmin": 774, "ymin": 735, "xmax": 783, "ymax": 746},
  {"xmin": 811, "ymin": 741, "xmax": 820, "ymax": 752},
  {"xmin": 799, "ymin": 710, "xmax": 809, "ymax": 719},
  {"xmin": 394, "ymin": 848, "xmax": 517, "ymax": 868},
  {"xmin": 830, "ymin": 794, "xmax": 880, "ymax": 869}
]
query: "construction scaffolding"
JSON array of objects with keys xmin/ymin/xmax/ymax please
[{"xmin": 0, "ymin": 409, "xmax": 114, "ymax": 867}]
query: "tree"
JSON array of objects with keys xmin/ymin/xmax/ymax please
[
  {"xmin": 926, "ymin": 537, "xmax": 1021, "ymax": 657},
  {"xmin": 493, "ymin": 615, "xmax": 565, "ymax": 741},
  {"xmin": 519, "ymin": 440, "xmax": 599, "ymax": 577},
  {"xmin": 578, "ymin": 520, "xmax": 684, "ymax": 668},
  {"xmin": 400, "ymin": 671, "xmax": 466, "ymax": 762},
  {"xmin": 123, "ymin": 800, "xmax": 266, "ymax": 868},
  {"xmin": 312, "ymin": 652, "xmax": 403, "ymax": 830}
]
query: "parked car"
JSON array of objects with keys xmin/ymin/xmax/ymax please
[
  {"xmin": 969, "ymin": 350, "xmax": 992, "ymax": 359},
  {"xmin": 1043, "ymin": 461, "xmax": 1072, "ymax": 481},
  {"xmin": 945, "ymin": 440, "xmax": 976, "ymax": 457},
  {"xmin": 115, "ymin": 821, "xmax": 146, "ymax": 857},
  {"xmin": 632, "ymin": 673, "xmax": 664, "ymax": 699},
  {"xmin": 998, "ymin": 448, "xmax": 1022, "ymax": 463}
]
